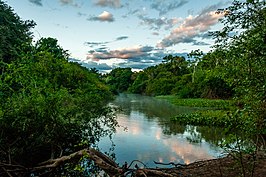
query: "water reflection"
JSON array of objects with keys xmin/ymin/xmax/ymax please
[{"xmin": 99, "ymin": 94, "xmax": 225, "ymax": 167}]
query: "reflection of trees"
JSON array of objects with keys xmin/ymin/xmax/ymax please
[
  {"xmin": 161, "ymin": 122, "xmax": 186, "ymax": 135},
  {"xmin": 196, "ymin": 126, "xmax": 226, "ymax": 145},
  {"xmin": 183, "ymin": 125, "xmax": 226, "ymax": 146},
  {"xmin": 113, "ymin": 94, "xmax": 197, "ymax": 120}
]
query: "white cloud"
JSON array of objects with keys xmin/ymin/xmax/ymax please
[{"xmin": 88, "ymin": 11, "xmax": 115, "ymax": 22}]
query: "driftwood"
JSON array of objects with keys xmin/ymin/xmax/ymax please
[
  {"xmin": 34, "ymin": 148, "xmax": 123, "ymax": 176},
  {"xmin": 33, "ymin": 148, "xmax": 177, "ymax": 177}
]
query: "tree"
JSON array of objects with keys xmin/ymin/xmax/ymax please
[
  {"xmin": 188, "ymin": 50, "xmax": 203, "ymax": 83},
  {"xmin": 106, "ymin": 67, "xmax": 133, "ymax": 93},
  {"xmin": 0, "ymin": 2, "xmax": 116, "ymax": 174},
  {"xmin": 0, "ymin": 0, "xmax": 35, "ymax": 63},
  {"xmin": 209, "ymin": 0, "xmax": 266, "ymax": 156},
  {"xmin": 212, "ymin": 0, "xmax": 266, "ymax": 106},
  {"xmin": 0, "ymin": 44, "xmax": 115, "ymax": 174},
  {"xmin": 35, "ymin": 37, "xmax": 69, "ymax": 59}
]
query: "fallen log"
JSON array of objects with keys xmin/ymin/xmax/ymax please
[
  {"xmin": 34, "ymin": 148, "xmax": 123, "ymax": 176},
  {"xmin": 33, "ymin": 148, "xmax": 178, "ymax": 176}
]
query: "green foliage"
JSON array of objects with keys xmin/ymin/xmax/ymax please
[
  {"xmin": 200, "ymin": 76, "xmax": 233, "ymax": 99},
  {"xmin": 35, "ymin": 37, "xmax": 69, "ymax": 59},
  {"xmin": 0, "ymin": 3, "xmax": 116, "ymax": 175},
  {"xmin": 0, "ymin": 2, "xmax": 115, "ymax": 173},
  {"xmin": 123, "ymin": 52, "xmax": 234, "ymax": 99},
  {"xmin": 0, "ymin": 46, "xmax": 115, "ymax": 169},
  {"xmin": 172, "ymin": 110, "xmax": 232, "ymax": 127},
  {"xmin": 210, "ymin": 0, "xmax": 266, "ymax": 140},
  {"xmin": 128, "ymin": 71, "xmax": 148, "ymax": 94},
  {"xmin": 106, "ymin": 67, "xmax": 133, "ymax": 94},
  {"xmin": 0, "ymin": 0, "xmax": 35, "ymax": 63},
  {"xmin": 157, "ymin": 95, "xmax": 234, "ymax": 109}
]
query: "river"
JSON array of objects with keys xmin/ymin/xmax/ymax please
[{"xmin": 98, "ymin": 94, "xmax": 225, "ymax": 168}]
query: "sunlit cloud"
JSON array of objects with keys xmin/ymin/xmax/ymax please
[
  {"xmin": 87, "ymin": 46, "xmax": 154, "ymax": 60},
  {"xmin": 157, "ymin": 10, "xmax": 224, "ymax": 48},
  {"xmin": 95, "ymin": 0, "xmax": 122, "ymax": 8},
  {"xmin": 88, "ymin": 11, "xmax": 115, "ymax": 22}
]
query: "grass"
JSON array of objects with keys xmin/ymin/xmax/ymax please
[
  {"xmin": 156, "ymin": 95, "xmax": 234, "ymax": 109},
  {"xmin": 156, "ymin": 95, "xmax": 237, "ymax": 127},
  {"xmin": 171, "ymin": 110, "xmax": 234, "ymax": 127}
]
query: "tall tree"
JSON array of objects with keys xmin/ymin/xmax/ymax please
[
  {"xmin": 211, "ymin": 0, "xmax": 266, "ymax": 141},
  {"xmin": 0, "ymin": 0, "xmax": 35, "ymax": 63}
]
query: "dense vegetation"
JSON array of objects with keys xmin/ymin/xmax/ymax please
[
  {"xmin": 106, "ymin": 52, "xmax": 235, "ymax": 99},
  {"xmin": 0, "ymin": 1, "xmax": 116, "ymax": 176}
]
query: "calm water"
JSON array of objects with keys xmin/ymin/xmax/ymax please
[{"xmin": 98, "ymin": 94, "xmax": 225, "ymax": 167}]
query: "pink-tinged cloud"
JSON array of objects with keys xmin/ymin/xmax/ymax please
[
  {"xmin": 95, "ymin": 0, "xmax": 121, "ymax": 8},
  {"xmin": 87, "ymin": 46, "xmax": 154, "ymax": 60},
  {"xmin": 88, "ymin": 11, "xmax": 115, "ymax": 22},
  {"xmin": 157, "ymin": 11, "xmax": 224, "ymax": 48}
]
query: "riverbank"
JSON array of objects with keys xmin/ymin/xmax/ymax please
[
  {"xmin": 154, "ymin": 96, "xmax": 266, "ymax": 176},
  {"xmin": 159, "ymin": 151, "xmax": 266, "ymax": 177}
]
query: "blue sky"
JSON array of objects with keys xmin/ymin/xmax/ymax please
[{"xmin": 5, "ymin": 0, "xmax": 229, "ymax": 72}]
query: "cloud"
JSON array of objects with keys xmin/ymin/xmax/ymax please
[
  {"xmin": 85, "ymin": 36, "xmax": 129, "ymax": 48},
  {"xmin": 88, "ymin": 11, "xmax": 115, "ymax": 22},
  {"xmin": 29, "ymin": 0, "xmax": 43, "ymax": 6},
  {"xmin": 192, "ymin": 41, "xmax": 209, "ymax": 46},
  {"xmin": 138, "ymin": 16, "xmax": 181, "ymax": 30},
  {"xmin": 150, "ymin": 0, "xmax": 189, "ymax": 16},
  {"xmin": 86, "ymin": 46, "xmax": 158, "ymax": 71},
  {"xmin": 157, "ymin": 10, "xmax": 224, "ymax": 48},
  {"xmin": 29, "ymin": 0, "xmax": 81, "ymax": 7},
  {"xmin": 95, "ymin": 0, "xmax": 122, "ymax": 8},
  {"xmin": 85, "ymin": 47, "xmax": 189, "ymax": 72},
  {"xmin": 152, "ymin": 32, "xmax": 159, "ymax": 36},
  {"xmin": 59, "ymin": 0, "xmax": 73, "ymax": 5},
  {"xmin": 85, "ymin": 41, "xmax": 108, "ymax": 48},
  {"xmin": 115, "ymin": 36, "xmax": 129, "ymax": 41},
  {"xmin": 87, "ymin": 46, "xmax": 154, "ymax": 60}
]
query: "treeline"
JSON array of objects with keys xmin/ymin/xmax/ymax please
[
  {"xmin": 105, "ymin": 53, "xmax": 233, "ymax": 99},
  {"xmin": 0, "ymin": 1, "xmax": 115, "ymax": 176}
]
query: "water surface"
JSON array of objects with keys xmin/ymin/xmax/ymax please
[{"xmin": 99, "ymin": 94, "xmax": 224, "ymax": 167}]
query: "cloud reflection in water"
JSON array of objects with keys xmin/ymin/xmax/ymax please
[{"xmin": 99, "ymin": 94, "xmax": 222, "ymax": 167}]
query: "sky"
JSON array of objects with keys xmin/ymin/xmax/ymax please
[{"xmin": 5, "ymin": 0, "xmax": 230, "ymax": 72}]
